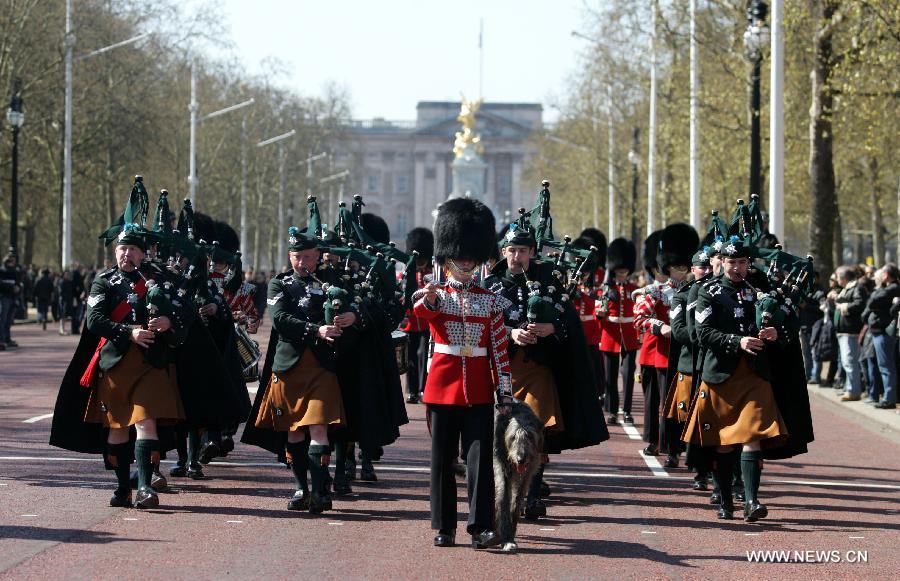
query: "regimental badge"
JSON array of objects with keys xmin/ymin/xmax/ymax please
[
  {"xmin": 734, "ymin": 307, "xmax": 745, "ymax": 319},
  {"xmin": 708, "ymin": 285, "xmax": 723, "ymax": 297},
  {"xmin": 508, "ymin": 308, "xmax": 521, "ymax": 322},
  {"xmin": 127, "ymin": 293, "xmax": 139, "ymax": 304}
]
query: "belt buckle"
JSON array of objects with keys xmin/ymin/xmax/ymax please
[{"xmin": 459, "ymin": 345, "xmax": 474, "ymax": 357}]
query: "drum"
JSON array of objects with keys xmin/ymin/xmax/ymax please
[
  {"xmin": 391, "ymin": 330, "xmax": 409, "ymax": 374},
  {"xmin": 234, "ymin": 324, "xmax": 261, "ymax": 383}
]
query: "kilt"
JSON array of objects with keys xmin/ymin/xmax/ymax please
[
  {"xmin": 255, "ymin": 350, "xmax": 345, "ymax": 432},
  {"xmin": 664, "ymin": 372, "xmax": 693, "ymax": 423},
  {"xmin": 510, "ymin": 350, "xmax": 564, "ymax": 432},
  {"xmin": 683, "ymin": 357, "xmax": 788, "ymax": 448},
  {"xmin": 85, "ymin": 345, "xmax": 184, "ymax": 428}
]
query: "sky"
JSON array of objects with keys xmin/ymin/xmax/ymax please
[{"xmin": 200, "ymin": 0, "xmax": 591, "ymax": 121}]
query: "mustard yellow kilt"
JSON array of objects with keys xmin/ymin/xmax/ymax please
[
  {"xmin": 664, "ymin": 372, "xmax": 693, "ymax": 423},
  {"xmin": 85, "ymin": 345, "xmax": 184, "ymax": 428},
  {"xmin": 256, "ymin": 350, "xmax": 345, "ymax": 432},
  {"xmin": 683, "ymin": 357, "xmax": 788, "ymax": 448},
  {"xmin": 510, "ymin": 350, "xmax": 564, "ymax": 432}
]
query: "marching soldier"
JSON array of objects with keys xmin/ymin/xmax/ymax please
[
  {"xmin": 571, "ymin": 236, "xmax": 606, "ymax": 401},
  {"xmin": 664, "ymin": 246, "xmax": 713, "ymax": 490},
  {"xmin": 683, "ymin": 235, "xmax": 788, "ymax": 521},
  {"xmin": 242, "ymin": 227, "xmax": 354, "ymax": 514},
  {"xmin": 414, "ymin": 197, "xmax": 512, "ymax": 550},
  {"xmin": 635, "ymin": 224, "xmax": 699, "ymax": 467},
  {"xmin": 634, "ymin": 230, "xmax": 670, "ymax": 459},
  {"xmin": 401, "ymin": 227, "xmax": 434, "ymax": 404},
  {"xmin": 50, "ymin": 176, "xmax": 195, "ymax": 509},
  {"xmin": 597, "ymin": 238, "xmax": 640, "ymax": 426}
]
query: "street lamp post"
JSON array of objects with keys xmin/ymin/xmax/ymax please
[
  {"xmin": 62, "ymin": 0, "xmax": 150, "ymax": 268},
  {"xmin": 744, "ymin": 0, "xmax": 770, "ymax": 201},
  {"xmin": 320, "ymin": 170, "xmax": 351, "ymax": 216},
  {"xmin": 628, "ymin": 128, "xmax": 641, "ymax": 246},
  {"xmin": 188, "ymin": 62, "xmax": 255, "ymax": 208},
  {"xmin": 302, "ymin": 151, "xmax": 328, "ymax": 222},
  {"xmin": 257, "ymin": 130, "xmax": 296, "ymax": 264},
  {"xmin": 769, "ymin": 0, "xmax": 785, "ymax": 241},
  {"xmin": 6, "ymin": 83, "xmax": 24, "ymax": 252}
]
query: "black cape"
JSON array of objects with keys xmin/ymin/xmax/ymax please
[
  {"xmin": 544, "ymin": 302, "xmax": 610, "ymax": 454},
  {"xmin": 764, "ymin": 335, "xmax": 814, "ymax": 460}
]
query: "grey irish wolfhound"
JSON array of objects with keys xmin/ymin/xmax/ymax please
[{"xmin": 493, "ymin": 401, "xmax": 544, "ymax": 553}]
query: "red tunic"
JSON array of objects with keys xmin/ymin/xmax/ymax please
[
  {"xmin": 633, "ymin": 280, "xmax": 674, "ymax": 368},
  {"xmin": 412, "ymin": 282, "xmax": 513, "ymax": 406},
  {"xmin": 572, "ymin": 292, "xmax": 600, "ymax": 346},
  {"xmin": 598, "ymin": 281, "xmax": 640, "ymax": 353},
  {"xmin": 209, "ymin": 272, "xmax": 260, "ymax": 333}
]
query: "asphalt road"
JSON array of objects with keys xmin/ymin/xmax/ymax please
[{"xmin": 1, "ymin": 321, "xmax": 898, "ymax": 579}]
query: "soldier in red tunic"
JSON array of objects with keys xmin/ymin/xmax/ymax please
[
  {"xmin": 400, "ymin": 227, "xmax": 433, "ymax": 404},
  {"xmin": 571, "ymin": 236, "xmax": 605, "ymax": 400},
  {"xmin": 597, "ymin": 238, "xmax": 640, "ymax": 425},
  {"xmin": 414, "ymin": 198, "xmax": 512, "ymax": 550},
  {"xmin": 635, "ymin": 224, "xmax": 700, "ymax": 467}
]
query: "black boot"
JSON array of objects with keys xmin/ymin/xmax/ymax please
[
  {"xmin": 107, "ymin": 442, "xmax": 133, "ymax": 507},
  {"xmin": 713, "ymin": 452, "xmax": 735, "ymax": 519},
  {"xmin": 360, "ymin": 447, "xmax": 378, "ymax": 482},
  {"xmin": 307, "ymin": 444, "xmax": 333, "ymax": 514},
  {"xmin": 134, "ymin": 439, "xmax": 160, "ymax": 509},
  {"xmin": 285, "ymin": 440, "xmax": 310, "ymax": 510},
  {"xmin": 333, "ymin": 442, "xmax": 353, "ymax": 495},
  {"xmin": 523, "ymin": 465, "xmax": 547, "ymax": 520},
  {"xmin": 741, "ymin": 450, "xmax": 768, "ymax": 522},
  {"xmin": 199, "ymin": 429, "xmax": 221, "ymax": 465},
  {"xmin": 346, "ymin": 443, "xmax": 357, "ymax": 481}
]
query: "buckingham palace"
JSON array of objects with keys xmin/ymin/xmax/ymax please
[{"xmin": 330, "ymin": 101, "xmax": 543, "ymax": 239}]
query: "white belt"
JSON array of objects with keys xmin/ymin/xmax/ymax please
[
  {"xmin": 433, "ymin": 344, "xmax": 487, "ymax": 358},
  {"xmin": 580, "ymin": 315, "xmax": 595, "ymax": 322},
  {"xmin": 608, "ymin": 316, "xmax": 634, "ymax": 324}
]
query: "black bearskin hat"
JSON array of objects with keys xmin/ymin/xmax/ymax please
[
  {"xmin": 757, "ymin": 232, "xmax": 780, "ymax": 250},
  {"xmin": 192, "ymin": 212, "xmax": 217, "ymax": 244},
  {"xmin": 433, "ymin": 198, "xmax": 496, "ymax": 265},
  {"xmin": 642, "ymin": 229, "xmax": 664, "ymax": 279},
  {"xmin": 606, "ymin": 237, "xmax": 636, "ymax": 275},
  {"xmin": 214, "ymin": 220, "xmax": 240, "ymax": 253},
  {"xmin": 657, "ymin": 223, "xmax": 700, "ymax": 275},
  {"xmin": 405, "ymin": 227, "xmax": 434, "ymax": 260},
  {"xmin": 571, "ymin": 236, "xmax": 601, "ymax": 273},
  {"xmin": 579, "ymin": 227, "xmax": 608, "ymax": 266},
  {"xmin": 360, "ymin": 213, "xmax": 390, "ymax": 244}
]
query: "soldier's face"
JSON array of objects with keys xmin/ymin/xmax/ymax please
[
  {"xmin": 723, "ymin": 257, "xmax": 749, "ymax": 281},
  {"xmin": 668, "ymin": 265, "xmax": 689, "ymax": 282},
  {"xmin": 710, "ymin": 255, "xmax": 723, "ymax": 274},
  {"xmin": 691, "ymin": 265, "xmax": 711, "ymax": 279},
  {"xmin": 503, "ymin": 245, "xmax": 534, "ymax": 273},
  {"xmin": 115, "ymin": 245, "xmax": 145, "ymax": 271},
  {"xmin": 289, "ymin": 249, "xmax": 320, "ymax": 276},
  {"xmin": 614, "ymin": 268, "xmax": 629, "ymax": 281}
]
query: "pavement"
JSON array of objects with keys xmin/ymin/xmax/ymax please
[{"xmin": 1, "ymin": 319, "xmax": 899, "ymax": 579}]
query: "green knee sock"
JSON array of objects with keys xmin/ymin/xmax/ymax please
[
  {"xmin": 741, "ymin": 450, "xmax": 763, "ymax": 503},
  {"xmin": 308, "ymin": 444, "xmax": 329, "ymax": 494},
  {"xmin": 285, "ymin": 440, "xmax": 309, "ymax": 491},
  {"xmin": 134, "ymin": 439, "xmax": 157, "ymax": 489},
  {"xmin": 107, "ymin": 442, "xmax": 133, "ymax": 496},
  {"xmin": 188, "ymin": 430, "xmax": 201, "ymax": 465}
]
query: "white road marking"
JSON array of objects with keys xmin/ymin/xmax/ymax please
[
  {"xmin": 638, "ymin": 449, "xmax": 670, "ymax": 478},
  {"xmin": 539, "ymin": 528, "xmax": 556, "ymax": 531},
  {"xmin": 0, "ymin": 482, "xmax": 8, "ymax": 486},
  {"xmin": 226, "ymin": 520, "xmax": 243, "ymax": 524},
  {"xmin": 3, "ymin": 456, "xmax": 899, "ymax": 491},
  {"xmin": 21, "ymin": 514, "xmax": 37, "ymax": 517},
  {"xmin": 641, "ymin": 531, "xmax": 657, "ymax": 534},
  {"xmin": 22, "ymin": 413, "xmax": 54, "ymax": 424},
  {"xmin": 328, "ymin": 522, "xmax": 344, "ymax": 526},
  {"xmin": 745, "ymin": 533, "xmax": 761, "ymax": 536},
  {"xmin": 124, "ymin": 518, "xmax": 139, "ymax": 521},
  {"xmin": 621, "ymin": 424, "xmax": 642, "ymax": 441},
  {"xmin": 849, "ymin": 536, "xmax": 864, "ymax": 539}
]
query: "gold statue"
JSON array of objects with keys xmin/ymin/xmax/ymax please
[{"xmin": 453, "ymin": 95, "xmax": 484, "ymax": 158}]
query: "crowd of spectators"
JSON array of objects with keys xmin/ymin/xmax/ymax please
[
  {"xmin": 809, "ymin": 262, "xmax": 900, "ymax": 410},
  {"xmin": 0, "ymin": 250, "xmax": 277, "ymax": 351}
]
